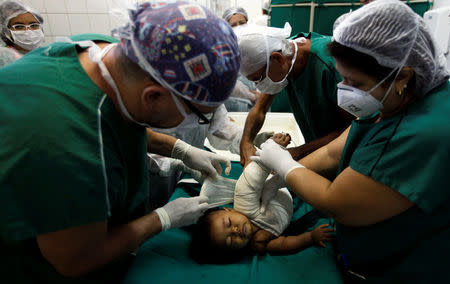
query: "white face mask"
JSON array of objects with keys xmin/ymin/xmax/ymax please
[
  {"xmin": 10, "ymin": 29, "xmax": 44, "ymax": 51},
  {"xmin": 256, "ymin": 39, "xmax": 298, "ymax": 95},
  {"xmin": 337, "ymin": 67, "xmax": 399, "ymax": 118},
  {"xmin": 88, "ymin": 43, "xmax": 212, "ymax": 131},
  {"xmin": 150, "ymin": 92, "xmax": 213, "ymax": 135}
]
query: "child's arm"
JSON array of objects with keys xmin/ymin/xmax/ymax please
[{"xmin": 252, "ymin": 224, "xmax": 335, "ymax": 255}]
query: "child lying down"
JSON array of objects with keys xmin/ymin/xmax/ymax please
[{"xmin": 190, "ymin": 133, "xmax": 334, "ymax": 263}]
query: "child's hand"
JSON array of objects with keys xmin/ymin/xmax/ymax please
[
  {"xmin": 311, "ymin": 224, "xmax": 335, "ymax": 248},
  {"xmin": 272, "ymin": 133, "xmax": 291, "ymax": 147}
]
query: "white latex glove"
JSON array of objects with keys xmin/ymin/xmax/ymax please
[
  {"xmin": 172, "ymin": 139, "xmax": 231, "ymax": 180},
  {"xmin": 260, "ymin": 174, "xmax": 287, "ymax": 214},
  {"xmin": 154, "ymin": 196, "xmax": 209, "ymax": 231},
  {"xmin": 251, "ymin": 139, "xmax": 304, "ymax": 179},
  {"xmin": 174, "ymin": 160, "xmax": 204, "ymax": 183}
]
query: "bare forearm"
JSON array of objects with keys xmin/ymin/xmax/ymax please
[
  {"xmin": 146, "ymin": 129, "xmax": 177, "ymax": 156},
  {"xmin": 266, "ymin": 232, "xmax": 314, "ymax": 254},
  {"xmin": 241, "ymin": 107, "xmax": 266, "ymax": 143},
  {"xmin": 297, "ymin": 126, "xmax": 351, "ymax": 179},
  {"xmin": 38, "ymin": 212, "xmax": 163, "ymax": 277},
  {"xmin": 241, "ymin": 94, "xmax": 273, "ymax": 143},
  {"xmin": 106, "ymin": 212, "xmax": 162, "ymax": 255},
  {"xmin": 286, "ymin": 167, "xmax": 335, "ymax": 218},
  {"xmin": 288, "ymin": 129, "xmax": 345, "ymax": 161}
]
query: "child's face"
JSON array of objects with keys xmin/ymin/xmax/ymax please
[{"xmin": 208, "ymin": 208, "xmax": 254, "ymax": 250}]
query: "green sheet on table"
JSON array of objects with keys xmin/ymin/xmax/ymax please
[{"xmin": 123, "ymin": 162, "xmax": 343, "ymax": 284}]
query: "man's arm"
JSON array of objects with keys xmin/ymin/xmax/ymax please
[
  {"xmin": 288, "ymin": 108, "xmax": 353, "ymax": 162},
  {"xmin": 240, "ymin": 94, "xmax": 274, "ymax": 167},
  {"xmin": 287, "ymin": 128, "xmax": 346, "ymax": 162},
  {"xmin": 146, "ymin": 129, "xmax": 177, "ymax": 156},
  {"xmin": 37, "ymin": 212, "xmax": 162, "ymax": 277}
]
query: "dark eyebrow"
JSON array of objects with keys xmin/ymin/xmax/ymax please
[{"xmin": 10, "ymin": 21, "xmax": 39, "ymax": 25}]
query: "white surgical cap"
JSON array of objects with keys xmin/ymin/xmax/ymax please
[
  {"xmin": 222, "ymin": 7, "xmax": 248, "ymax": 22},
  {"xmin": 0, "ymin": 1, "xmax": 43, "ymax": 44},
  {"xmin": 234, "ymin": 23, "xmax": 292, "ymax": 76},
  {"xmin": 333, "ymin": 0, "xmax": 449, "ymax": 96},
  {"xmin": 263, "ymin": 1, "xmax": 270, "ymax": 12}
]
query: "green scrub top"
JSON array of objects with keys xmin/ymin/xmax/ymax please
[
  {"xmin": 336, "ymin": 81, "xmax": 450, "ymax": 282},
  {"xmin": 0, "ymin": 35, "xmax": 150, "ymax": 283},
  {"xmin": 275, "ymin": 32, "xmax": 346, "ymax": 143}
]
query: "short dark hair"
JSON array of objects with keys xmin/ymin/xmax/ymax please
[
  {"xmin": 327, "ymin": 41, "xmax": 394, "ymax": 83},
  {"xmin": 114, "ymin": 45, "xmax": 152, "ymax": 84},
  {"xmin": 189, "ymin": 208, "xmax": 250, "ymax": 264},
  {"xmin": 327, "ymin": 41, "xmax": 417, "ymax": 95}
]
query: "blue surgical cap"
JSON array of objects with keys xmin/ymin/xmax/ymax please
[{"xmin": 114, "ymin": 1, "xmax": 241, "ymax": 107}]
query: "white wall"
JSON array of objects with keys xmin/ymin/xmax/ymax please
[
  {"xmin": 433, "ymin": 0, "xmax": 450, "ymax": 9},
  {"xmin": 18, "ymin": 0, "xmax": 114, "ymax": 45},
  {"xmin": 14, "ymin": 0, "xmax": 265, "ymax": 46}
]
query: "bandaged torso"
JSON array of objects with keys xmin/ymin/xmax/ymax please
[{"xmin": 234, "ymin": 162, "xmax": 293, "ymax": 236}]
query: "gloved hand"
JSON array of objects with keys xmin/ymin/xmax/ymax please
[
  {"xmin": 174, "ymin": 160, "xmax": 204, "ymax": 183},
  {"xmin": 251, "ymin": 139, "xmax": 304, "ymax": 179},
  {"xmin": 253, "ymin": 131, "xmax": 275, "ymax": 148},
  {"xmin": 172, "ymin": 139, "xmax": 231, "ymax": 180},
  {"xmin": 154, "ymin": 196, "xmax": 209, "ymax": 231},
  {"xmin": 260, "ymin": 174, "xmax": 287, "ymax": 214}
]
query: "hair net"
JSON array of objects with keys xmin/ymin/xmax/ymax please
[
  {"xmin": 0, "ymin": 1, "xmax": 43, "ymax": 45},
  {"xmin": 0, "ymin": 46, "xmax": 18, "ymax": 67},
  {"xmin": 333, "ymin": 0, "xmax": 449, "ymax": 96},
  {"xmin": 112, "ymin": 1, "xmax": 241, "ymax": 107},
  {"xmin": 222, "ymin": 7, "xmax": 248, "ymax": 22},
  {"xmin": 233, "ymin": 23, "xmax": 292, "ymax": 76}
]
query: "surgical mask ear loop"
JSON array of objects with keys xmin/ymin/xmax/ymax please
[
  {"xmin": 262, "ymin": 36, "xmax": 298, "ymax": 83},
  {"xmin": 169, "ymin": 91, "xmax": 188, "ymax": 118},
  {"xmin": 263, "ymin": 35, "xmax": 270, "ymax": 79},
  {"xmin": 371, "ymin": 20, "xmax": 420, "ymax": 105},
  {"xmin": 89, "ymin": 43, "xmax": 150, "ymax": 128}
]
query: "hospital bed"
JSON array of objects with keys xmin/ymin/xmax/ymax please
[{"xmin": 122, "ymin": 113, "xmax": 344, "ymax": 284}]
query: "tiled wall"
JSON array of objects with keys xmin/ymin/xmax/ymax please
[
  {"xmin": 20, "ymin": 0, "xmax": 120, "ymax": 45},
  {"xmin": 18, "ymin": 0, "xmax": 261, "ymax": 46}
]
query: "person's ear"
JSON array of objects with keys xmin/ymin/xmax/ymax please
[
  {"xmin": 270, "ymin": 51, "xmax": 285, "ymax": 65},
  {"xmin": 395, "ymin": 66, "xmax": 414, "ymax": 95},
  {"xmin": 141, "ymin": 85, "xmax": 167, "ymax": 110}
]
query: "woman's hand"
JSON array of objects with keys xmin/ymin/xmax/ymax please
[{"xmin": 251, "ymin": 139, "xmax": 303, "ymax": 179}]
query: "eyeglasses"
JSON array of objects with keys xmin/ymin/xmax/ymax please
[
  {"xmin": 182, "ymin": 99, "xmax": 213, "ymax": 125},
  {"xmin": 9, "ymin": 23, "xmax": 41, "ymax": 31}
]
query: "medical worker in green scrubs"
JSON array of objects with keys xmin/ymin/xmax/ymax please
[
  {"xmin": 0, "ymin": 2, "xmax": 240, "ymax": 283},
  {"xmin": 252, "ymin": 0, "xmax": 450, "ymax": 282},
  {"xmin": 235, "ymin": 23, "xmax": 353, "ymax": 168}
]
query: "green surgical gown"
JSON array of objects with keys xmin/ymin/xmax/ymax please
[
  {"xmin": 336, "ymin": 81, "xmax": 450, "ymax": 282},
  {"xmin": 0, "ymin": 35, "xmax": 150, "ymax": 283},
  {"xmin": 273, "ymin": 32, "xmax": 347, "ymax": 143}
]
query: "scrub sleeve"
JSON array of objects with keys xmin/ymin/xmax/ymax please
[
  {"xmin": 0, "ymin": 35, "xmax": 150, "ymax": 283},
  {"xmin": 335, "ymin": 81, "xmax": 450, "ymax": 282}
]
